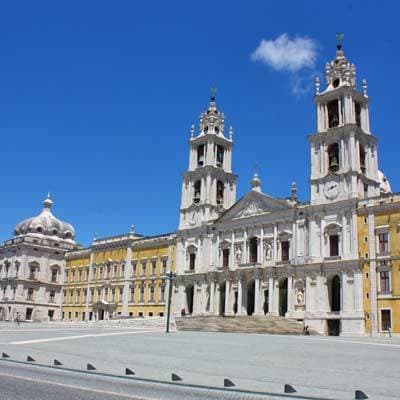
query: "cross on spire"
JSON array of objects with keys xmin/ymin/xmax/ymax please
[{"xmin": 336, "ymin": 32, "xmax": 344, "ymax": 50}]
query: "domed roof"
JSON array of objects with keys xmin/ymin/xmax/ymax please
[{"xmin": 13, "ymin": 194, "xmax": 75, "ymax": 241}]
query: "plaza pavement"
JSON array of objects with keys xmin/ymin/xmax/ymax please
[{"xmin": 0, "ymin": 321, "xmax": 399, "ymax": 399}]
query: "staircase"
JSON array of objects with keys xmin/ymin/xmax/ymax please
[{"xmin": 175, "ymin": 315, "xmax": 309, "ymax": 335}]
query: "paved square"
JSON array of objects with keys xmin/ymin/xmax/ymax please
[{"xmin": 0, "ymin": 322, "xmax": 399, "ymax": 400}]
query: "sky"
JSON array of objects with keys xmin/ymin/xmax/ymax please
[{"xmin": 0, "ymin": 1, "xmax": 399, "ymax": 246}]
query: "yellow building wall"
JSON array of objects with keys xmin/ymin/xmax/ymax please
[
  {"xmin": 63, "ymin": 241, "xmax": 176, "ymax": 320},
  {"xmin": 358, "ymin": 208, "xmax": 400, "ymax": 334}
]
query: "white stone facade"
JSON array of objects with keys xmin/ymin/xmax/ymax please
[
  {"xmin": 173, "ymin": 46, "xmax": 387, "ymax": 336},
  {"xmin": 0, "ymin": 195, "xmax": 77, "ymax": 322}
]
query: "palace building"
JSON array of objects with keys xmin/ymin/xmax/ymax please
[
  {"xmin": 1, "ymin": 39, "xmax": 397, "ymax": 336},
  {"xmin": 0, "ymin": 195, "xmax": 77, "ymax": 322},
  {"xmin": 63, "ymin": 230, "xmax": 176, "ymax": 321},
  {"xmin": 172, "ymin": 43, "xmax": 392, "ymax": 335}
]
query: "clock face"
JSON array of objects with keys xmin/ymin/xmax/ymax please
[{"xmin": 324, "ymin": 179, "xmax": 340, "ymax": 200}]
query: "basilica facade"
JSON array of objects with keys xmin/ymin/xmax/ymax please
[{"xmin": 173, "ymin": 45, "xmax": 391, "ymax": 335}]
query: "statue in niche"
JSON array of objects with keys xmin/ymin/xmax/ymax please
[
  {"xmin": 296, "ymin": 287, "xmax": 304, "ymax": 304},
  {"xmin": 264, "ymin": 242, "xmax": 273, "ymax": 260},
  {"xmin": 235, "ymin": 246, "xmax": 242, "ymax": 262}
]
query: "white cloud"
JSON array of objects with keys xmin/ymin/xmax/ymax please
[{"xmin": 251, "ymin": 34, "xmax": 317, "ymax": 73}]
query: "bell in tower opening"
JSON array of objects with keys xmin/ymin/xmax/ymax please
[{"xmin": 328, "ymin": 143, "xmax": 339, "ymax": 173}]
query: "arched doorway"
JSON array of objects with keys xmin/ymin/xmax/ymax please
[
  {"xmin": 186, "ymin": 285, "xmax": 194, "ymax": 314},
  {"xmin": 329, "ymin": 275, "xmax": 341, "ymax": 312},
  {"xmin": 279, "ymin": 278, "xmax": 288, "ymax": 317},
  {"xmin": 246, "ymin": 280, "xmax": 255, "ymax": 315},
  {"xmin": 219, "ymin": 282, "xmax": 226, "ymax": 316}
]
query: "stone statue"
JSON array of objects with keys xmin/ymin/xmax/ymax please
[
  {"xmin": 235, "ymin": 246, "xmax": 242, "ymax": 262},
  {"xmin": 296, "ymin": 288, "xmax": 304, "ymax": 305},
  {"xmin": 265, "ymin": 242, "xmax": 272, "ymax": 260}
]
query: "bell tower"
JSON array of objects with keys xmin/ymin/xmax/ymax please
[
  {"xmin": 179, "ymin": 91, "xmax": 237, "ymax": 229},
  {"xmin": 309, "ymin": 36, "xmax": 380, "ymax": 205}
]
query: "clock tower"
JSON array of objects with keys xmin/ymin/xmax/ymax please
[
  {"xmin": 179, "ymin": 92, "xmax": 237, "ymax": 229},
  {"xmin": 309, "ymin": 40, "xmax": 381, "ymax": 205}
]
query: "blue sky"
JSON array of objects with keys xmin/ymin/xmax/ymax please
[{"xmin": 0, "ymin": 1, "xmax": 398, "ymax": 246}]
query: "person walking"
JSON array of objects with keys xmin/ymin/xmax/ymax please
[{"xmin": 15, "ymin": 313, "xmax": 20, "ymax": 327}]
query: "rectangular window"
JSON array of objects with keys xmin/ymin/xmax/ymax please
[
  {"xmin": 51, "ymin": 269, "xmax": 58, "ymax": 282},
  {"xmin": 378, "ymin": 233, "xmax": 389, "ymax": 253},
  {"xmin": 79, "ymin": 270, "xmax": 82, "ymax": 282},
  {"xmin": 281, "ymin": 241, "xmax": 290, "ymax": 261},
  {"xmin": 12, "ymin": 287, "xmax": 16, "ymax": 299},
  {"xmin": 151, "ymin": 261, "xmax": 156, "ymax": 276},
  {"xmin": 93, "ymin": 267, "xmax": 96, "ymax": 279},
  {"xmin": 150, "ymin": 286, "xmax": 155, "ymax": 302},
  {"xmin": 27, "ymin": 288, "xmax": 34, "ymax": 301},
  {"xmin": 130, "ymin": 287, "xmax": 135, "ymax": 302},
  {"xmin": 222, "ymin": 248, "xmax": 230, "ymax": 268},
  {"xmin": 132, "ymin": 262, "xmax": 137, "ymax": 277},
  {"xmin": 197, "ymin": 144, "xmax": 205, "ymax": 167},
  {"xmin": 141, "ymin": 262, "xmax": 147, "ymax": 277},
  {"xmin": 29, "ymin": 267, "xmax": 36, "ymax": 280},
  {"xmin": 379, "ymin": 271, "xmax": 390, "ymax": 294},
  {"xmin": 381, "ymin": 309, "xmax": 391, "ymax": 331},
  {"xmin": 161, "ymin": 259, "xmax": 167, "ymax": 275},
  {"xmin": 329, "ymin": 235, "xmax": 339, "ymax": 257},
  {"xmin": 121, "ymin": 265, "xmax": 125, "ymax": 277},
  {"xmin": 160, "ymin": 285, "xmax": 165, "ymax": 302},
  {"xmin": 119, "ymin": 288, "xmax": 123, "ymax": 302},
  {"xmin": 49, "ymin": 290, "xmax": 55, "ymax": 303},
  {"xmin": 114, "ymin": 265, "xmax": 118, "ymax": 278},
  {"xmin": 189, "ymin": 253, "xmax": 196, "ymax": 271},
  {"xmin": 140, "ymin": 285, "xmax": 144, "ymax": 303}
]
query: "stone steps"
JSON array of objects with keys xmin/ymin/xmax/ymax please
[{"xmin": 176, "ymin": 315, "xmax": 310, "ymax": 335}]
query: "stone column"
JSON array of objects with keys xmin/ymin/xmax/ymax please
[
  {"xmin": 287, "ymin": 275, "xmax": 293, "ymax": 313},
  {"xmin": 122, "ymin": 247, "xmax": 132, "ymax": 317},
  {"xmin": 268, "ymin": 276, "xmax": 275, "ymax": 315},
  {"xmin": 209, "ymin": 279, "xmax": 215, "ymax": 315},
  {"xmin": 225, "ymin": 278, "xmax": 232, "ymax": 315},
  {"xmin": 254, "ymin": 274, "xmax": 261, "ymax": 315},
  {"xmin": 215, "ymin": 282, "xmax": 220, "ymax": 315}
]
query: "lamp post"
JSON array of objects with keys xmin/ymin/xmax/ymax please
[{"xmin": 166, "ymin": 271, "xmax": 177, "ymax": 333}]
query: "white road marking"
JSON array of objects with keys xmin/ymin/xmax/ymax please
[
  {"xmin": 0, "ymin": 370, "xmax": 159, "ymax": 400},
  {"xmin": 10, "ymin": 329, "xmax": 165, "ymax": 345}
]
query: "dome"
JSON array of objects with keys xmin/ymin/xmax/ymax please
[{"xmin": 13, "ymin": 194, "xmax": 75, "ymax": 241}]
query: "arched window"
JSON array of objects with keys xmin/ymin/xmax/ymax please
[
  {"xmin": 328, "ymin": 143, "xmax": 339, "ymax": 173},
  {"xmin": 197, "ymin": 144, "xmax": 204, "ymax": 167},
  {"xmin": 359, "ymin": 145, "xmax": 366, "ymax": 174},
  {"xmin": 216, "ymin": 145, "xmax": 224, "ymax": 168},
  {"xmin": 216, "ymin": 180, "xmax": 224, "ymax": 205},
  {"xmin": 327, "ymin": 100, "xmax": 339, "ymax": 128},
  {"xmin": 193, "ymin": 181, "xmax": 201, "ymax": 204}
]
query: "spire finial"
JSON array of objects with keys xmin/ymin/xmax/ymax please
[
  {"xmin": 190, "ymin": 124, "xmax": 195, "ymax": 138},
  {"xmin": 130, "ymin": 224, "xmax": 135, "ymax": 234},
  {"xmin": 251, "ymin": 165, "xmax": 261, "ymax": 192},
  {"xmin": 362, "ymin": 79, "xmax": 368, "ymax": 97},
  {"xmin": 290, "ymin": 181, "xmax": 298, "ymax": 202},
  {"xmin": 315, "ymin": 76, "xmax": 320, "ymax": 94},
  {"xmin": 229, "ymin": 126, "xmax": 233, "ymax": 140},
  {"xmin": 210, "ymin": 87, "xmax": 217, "ymax": 102},
  {"xmin": 336, "ymin": 32, "xmax": 344, "ymax": 51},
  {"xmin": 43, "ymin": 193, "xmax": 53, "ymax": 209}
]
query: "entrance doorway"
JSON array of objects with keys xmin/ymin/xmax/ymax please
[
  {"xmin": 329, "ymin": 275, "xmax": 341, "ymax": 312},
  {"xmin": 219, "ymin": 282, "xmax": 226, "ymax": 316},
  {"xmin": 263, "ymin": 290, "xmax": 269, "ymax": 315},
  {"xmin": 186, "ymin": 285, "xmax": 194, "ymax": 314},
  {"xmin": 327, "ymin": 319, "xmax": 340, "ymax": 336},
  {"xmin": 26, "ymin": 308, "xmax": 33, "ymax": 321},
  {"xmin": 99, "ymin": 309, "xmax": 105, "ymax": 320},
  {"xmin": 233, "ymin": 291, "xmax": 238, "ymax": 314},
  {"xmin": 279, "ymin": 278, "xmax": 288, "ymax": 317},
  {"xmin": 48, "ymin": 310, "xmax": 54, "ymax": 321},
  {"xmin": 246, "ymin": 280, "xmax": 255, "ymax": 315}
]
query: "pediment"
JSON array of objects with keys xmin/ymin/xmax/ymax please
[{"xmin": 217, "ymin": 191, "xmax": 292, "ymax": 223}]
